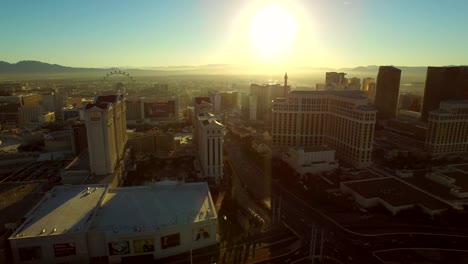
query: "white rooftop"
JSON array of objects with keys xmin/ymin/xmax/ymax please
[
  {"xmin": 88, "ymin": 182, "xmax": 216, "ymax": 235},
  {"xmin": 11, "ymin": 185, "xmax": 108, "ymax": 239}
]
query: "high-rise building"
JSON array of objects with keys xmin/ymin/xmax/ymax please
[
  {"xmin": 210, "ymin": 93, "xmax": 221, "ymax": 114},
  {"xmin": 197, "ymin": 113, "xmax": 224, "ymax": 183},
  {"xmin": 213, "ymin": 91, "xmax": 239, "ymax": 112},
  {"xmin": 272, "ymin": 90, "xmax": 376, "ymax": 168},
  {"xmin": 21, "ymin": 94, "xmax": 42, "ymax": 106},
  {"xmin": 125, "ymin": 98, "xmax": 143, "ymax": 121},
  {"xmin": 362, "ymin": 77, "xmax": 377, "ymax": 103},
  {"xmin": 0, "ymin": 96, "xmax": 22, "ymax": 123},
  {"xmin": 84, "ymin": 95, "xmax": 127, "ymax": 175},
  {"xmin": 70, "ymin": 121, "xmax": 88, "ymax": 156},
  {"xmin": 193, "ymin": 97, "xmax": 224, "ymax": 183},
  {"xmin": 421, "ymin": 66, "xmax": 468, "ymax": 121},
  {"xmin": 62, "ymin": 106, "xmax": 82, "ymax": 122},
  {"xmin": 374, "ymin": 66, "xmax": 401, "ymax": 119},
  {"xmin": 325, "ymin": 72, "xmax": 347, "ymax": 90},
  {"xmin": 346, "ymin": 77, "xmax": 361, "ymax": 90},
  {"xmin": 240, "ymin": 93, "xmax": 250, "ymax": 119},
  {"xmin": 18, "ymin": 105, "xmax": 50, "ymax": 123},
  {"xmin": 250, "ymin": 73, "xmax": 290, "ymax": 122},
  {"xmin": 192, "ymin": 97, "xmax": 213, "ymax": 144},
  {"xmin": 425, "ymin": 100, "xmax": 468, "ymax": 155},
  {"xmin": 362, "ymin": 77, "xmax": 376, "ymax": 92}
]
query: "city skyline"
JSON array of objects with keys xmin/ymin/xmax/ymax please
[{"xmin": 1, "ymin": 0, "xmax": 468, "ymax": 68}]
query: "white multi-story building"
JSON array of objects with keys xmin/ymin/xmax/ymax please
[
  {"xmin": 84, "ymin": 95, "xmax": 127, "ymax": 176},
  {"xmin": 8, "ymin": 182, "xmax": 217, "ymax": 264},
  {"xmin": 197, "ymin": 113, "xmax": 224, "ymax": 184},
  {"xmin": 282, "ymin": 146, "xmax": 338, "ymax": 176},
  {"xmin": 19, "ymin": 105, "xmax": 55, "ymax": 124},
  {"xmin": 272, "ymin": 90, "xmax": 376, "ymax": 168},
  {"xmin": 425, "ymin": 100, "xmax": 468, "ymax": 155}
]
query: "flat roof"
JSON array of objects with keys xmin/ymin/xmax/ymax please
[
  {"xmin": 342, "ymin": 177, "xmax": 450, "ymax": 210},
  {"xmin": 289, "ymin": 90, "xmax": 368, "ymax": 100},
  {"xmin": 88, "ymin": 182, "xmax": 216, "ymax": 235},
  {"xmin": 10, "ymin": 185, "xmax": 108, "ymax": 239}
]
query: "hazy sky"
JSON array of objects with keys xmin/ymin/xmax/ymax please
[{"xmin": 1, "ymin": 0, "xmax": 467, "ymax": 68}]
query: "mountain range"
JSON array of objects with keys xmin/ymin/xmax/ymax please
[{"xmin": 0, "ymin": 60, "xmax": 430, "ymax": 77}]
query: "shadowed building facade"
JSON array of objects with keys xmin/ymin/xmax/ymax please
[
  {"xmin": 421, "ymin": 66, "xmax": 468, "ymax": 122},
  {"xmin": 374, "ymin": 66, "xmax": 401, "ymax": 119}
]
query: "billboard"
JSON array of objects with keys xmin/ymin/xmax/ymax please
[
  {"xmin": 144, "ymin": 100, "xmax": 176, "ymax": 118},
  {"xmin": 193, "ymin": 226, "xmax": 211, "ymax": 241},
  {"xmin": 160, "ymin": 233, "xmax": 180, "ymax": 249},
  {"xmin": 133, "ymin": 239, "xmax": 155, "ymax": 253},
  {"xmin": 54, "ymin": 243, "xmax": 76, "ymax": 257},
  {"xmin": 108, "ymin": 241, "xmax": 130, "ymax": 255}
]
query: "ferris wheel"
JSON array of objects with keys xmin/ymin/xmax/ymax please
[
  {"xmin": 100, "ymin": 69, "xmax": 137, "ymax": 95},
  {"xmin": 102, "ymin": 69, "xmax": 136, "ymax": 82}
]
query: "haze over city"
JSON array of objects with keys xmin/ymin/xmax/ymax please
[
  {"xmin": 2, "ymin": 1, "xmax": 468, "ymax": 264},
  {"xmin": 1, "ymin": 0, "xmax": 468, "ymax": 68}
]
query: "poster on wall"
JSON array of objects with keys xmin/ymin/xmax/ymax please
[
  {"xmin": 160, "ymin": 233, "xmax": 180, "ymax": 249},
  {"xmin": 144, "ymin": 100, "xmax": 176, "ymax": 118},
  {"xmin": 133, "ymin": 239, "xmax": 155, "ymax": 253},
  {"xmin": 108, "ymin": 241, "xmax": 130, "ymax": 255},
  {"xmin": 193, "ymin": 226, "xmax": 210, "ymax": 241},
  {"xmin": 53, "ymin": 243, "xmax": 76, "ymax": 257}
]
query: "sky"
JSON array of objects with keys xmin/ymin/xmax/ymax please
[{"xmin": 1, "ymin": 0, "xmax": 467, "ymax": 68}]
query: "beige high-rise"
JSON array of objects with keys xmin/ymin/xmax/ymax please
[{"xmin": 272, "ymin": 90, "xmax": 376, "ymax": 168}]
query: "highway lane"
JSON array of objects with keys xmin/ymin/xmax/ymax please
[
  {"xmin": 225, "ymin": 140, "xmax": 270, "ymax": 202},
  {"xmin": 225, "ymin": 140, "xmax": 272, "ymax": 225}
]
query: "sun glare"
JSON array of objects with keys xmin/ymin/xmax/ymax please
[{"xmin": 249, "ymin": 3, "xmax": 298, "ymax": 61}]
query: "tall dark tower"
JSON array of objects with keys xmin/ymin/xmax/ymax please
[
  {"xmin": 374, "ymin": 66, "xmax": 401, "ymax": 119},
  {"xmin": 284, "ymin": 72, "xmax": 288, "ymax": 87},
  {"xmin": 421, "ymin": 66, "xmax": 468, "ymax": 121}
]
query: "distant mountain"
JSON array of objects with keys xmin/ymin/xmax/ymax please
[
  {"xmin": 0, "ymin": 61, "xmax": 432, "ymax": 80},
  {"xmin": 0, "ymin": 60, "xmax": 105, "ymax": 73}
]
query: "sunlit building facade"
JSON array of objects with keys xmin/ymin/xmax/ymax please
[
  {"xmin": 425, "ymin": 100, "xmax": 468, "ymax": 155},
  {"xmin": 84, "ymin": 95, "xmax": 127, "ymax": 175},
  {"xmin": 250, "ymin": 73, "xmax": 290, "ymax": 122},
  {"xmin": 196, "ymin": 113, "xmax": 224, "ymax": 184},
  {"xmin": 272, "ymin": 90, "xmax": 376, "ymax": 168}
]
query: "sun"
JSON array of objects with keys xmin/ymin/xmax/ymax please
[{"xmin": 249, "ymin": 3, "xmax": 298, "ymax": 61}]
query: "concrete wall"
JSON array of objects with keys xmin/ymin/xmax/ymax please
[{"xmin": 10, "ymin": 232, "xmax": 89, "ymax": 264}]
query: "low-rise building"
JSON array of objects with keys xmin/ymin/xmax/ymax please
[
  {"xmin": 9, "ymin": 182, "xmax": 217, "ymax": 264},
  {"xmin": 282, "ymin": 146, "xmax": 338, "ymax": 177},
  {"xmin": 340, "ymin": 177, "xmax": 451, "ymax": 216}
]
